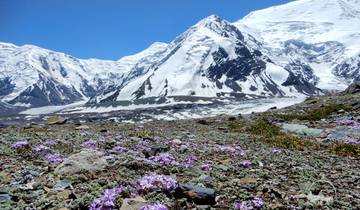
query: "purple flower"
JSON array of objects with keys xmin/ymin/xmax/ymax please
[
  {"xmin": 240, "ymin": 160, "xmax": 252, "ymax": 168},
  {"xmin": 343, "ymin": 137, "xmax": 360, "ymax": 146},
  {"xmin": 181, "ymin": 154, "xmax": 198, "ymax": 168},
  {"xmin": 272, "ymin": 149, "xmax": 282, "ymax": 154},
  {"xmin": 214, "ymin": 144, "xmax": 245, "ymax": 156},
  {"xmin": 12, "ymin": 140, "xmax": 29, "ymax": 149},
  {"xmin": 336, "ymin": 119, "xmax": 360, "ymax": 128},
  {"xmin": 80, "ymin": 140, "xmax": 99, "ymax": 151},
  {"xmin": 45, "ymin": 139, "xmax": 59, "ymax": 145},
  {"xmin": 201, "ymin": 163, "xmax": 212, "ymax": 171},
  {"xmin": 140, "ymin": 204, "xmax": 168, "ymax": 210},
  {"xmin": 252, "ymin": 197, "xmax": 264, "ymax": 208},
  {"xmin": 112, "ymin": 146, "xmax": 128, "ymax": 154},
  {"xmin": 235, "ymin": 197, "xmax": 264, "ymax": 210},
  {"xmin": 104, "ymin": 155, "xmax": 115, "ymax": 161},
  {"xmin": 149, "ymin": 153, "xmax": 178, "ymax": 166},
  {"xmin": 137, "ymin": 174, "xmax": 177, "ymax": 193},
  {"xmin": 234, "ymin": 201, "xmax": 252, "ymax": 210},
  {"xmin": 89, "ymin": 186, "xmax": 127, "ymax": 210},
  {"xmin": 32, "ymin": 145, "xmax": 50, "ymax": 152},
  {"xmin": 44, "ymin": 153, "xmax": 63, "ymax": 164}
]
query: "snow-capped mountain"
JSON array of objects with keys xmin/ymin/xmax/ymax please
[
  {"xmin": 0, "ymin": 42, "xmax": 167, "ymax": 107},
  {"xmin": 235, "ymin": 0, "xmax": 360, "ymax": 90},
  {"xmin": 91, "ymin": 15, "xmax": 318, "ymax": 104},
  {"xmin": 0, "ymin": 0, "xmax": 359, "ymax": 113}
]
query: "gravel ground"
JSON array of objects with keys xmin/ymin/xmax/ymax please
[{"xmin": 0, "ymin": 93, "xmax": 359, "ymax": 210}]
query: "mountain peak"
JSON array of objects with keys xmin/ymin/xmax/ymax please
[{"xmin": 195, "ymin": 14, "xmax": 229, "ymax": 29}]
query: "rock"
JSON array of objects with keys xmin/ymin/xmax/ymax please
[
  {"xmin": 238, "ymin": 177, "xmax": 257, "ymax": 185},
  {"xmin": 55, "ymin": 150, "xmax": 108, "ymax": 175},
  {"xmin": 171, "ymin": 139, "xmax": 182, "ymax": 145},
  {"xmin": 0, "ymin": 123, "xmax": 8, "ymax": 129},
  {"xmin": 216, "ymin": 164, "xmax": 229, "ymax": 171},
  {"xmin": 100, "ymin": 129, "xmax": 108, "ymax": 133},
  {"xmin": 0, "ymin": 193, "xmax": 11, "ymax": 201},
  {"xmin": 56, "ymin": 189, "xmax": 72, "ymax": 200},
  {"xmin": 75, "ymin": 125, "xmax": 90, "ymax": 130},
  {"xmin": 228, "ymin": 116, "xmax": 236, "ymax": 121},
  {"xmin": 120, "ymin": 196, "xmax": 148, "ymax": 210},
  {"xmin": 54, "ymin": 180, "xmax": 73, "ymax": 191},
  {"xmin": 47, "ymin": 116, "xmax": 67, "ymax": 125},
  {"xmin": 197, "ymin": 119, "xmax": 211, "ymax": 125},
  {"xmin": 142, "ymin": 145, "xmax": 168, "ymax": 158},
  {"xmin": 197, "ymin": 175, "xmax": 215, "ymax": 188},
  {"xmin": 175, "ymin": 184, "xmax": 216, "ymax": 205},
  {"xmin": 179, "ymin": 144, "xmax": 188, "ymax": 153},
  {"xmin": 270, "ymin": 106, "xmax": 277, "ymax": 110},
  {"xmin": 343, "ymin": 81, "xmax": 360, "ymax": 94},
  {"xmin": 282, "ymin": 123, "xmax": 323, "ymax": 137},
  {"xmin": 351, "ymin": 102, "xmax": 360, "ymax": 110}
]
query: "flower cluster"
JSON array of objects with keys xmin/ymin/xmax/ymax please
[
  {"xmin": 201, "ymin": 163, "xmax": 212, "ymax": 171},
  {"xmin": 214, "ymin": 144, "xmax": 245, "ymax": 156},
  {"xmin": 140, "ymin": 204, "xmax": 168, "ymax": 210},
  {"xmin": 149, "ymin": 153, "xmax": 178, "ymax": 166},
  {"xmin": 240, "ymin": 160, "xmax": 252, "ymax": 168},
  {"xmin": 137, "ymin": 174, "xmax": 177, "ymax": 193},
  {"xmin": 44, "ymin": 153, "xmax": 64, "ymax": 164},
  {"xmin": 12, "ymin": 140, "xmax": 29, "ymax": 149},
  {"xmin": 343, "ymin": 137, "xmax": 360, "ymax": 146},
  {"xmin": 32, "ymin": 145, "xmax": 50, "ymax": 152},
  {"xmin": 272, "ymin": 148, "xmax": 282, "ymax": 154},
  {"xmin": 111, "ymin": 145, "xmax": 128, "ymax": 154},
  {"xmin": 45, "ymin": 139, "xmax": 59, "ymax": 145},
  {"xmin": 103, "ymin": 155, "xmax": 115, "ymax": 161},
  {"xmin": 89, "ymin": 186, "xmax": 127, "ymax": 210},
  {"xmin": 234, "ymin": 197, "xmax": 264, "ymax": 210},
  {"xmin": 181, "ymin": 154, "xmax": 198, "ymax": 168},
  {"xmin": 80, "ymin": 139, "xmax": 99, "ymax": 151},
  {"xmin": 336, "ymin": 119, "xmax": 360, "ymax": 128}
]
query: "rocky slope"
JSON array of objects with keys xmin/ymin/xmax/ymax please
[{"xmin": 0, "ymin": 89, "xmax": 359, "ymax": 209}]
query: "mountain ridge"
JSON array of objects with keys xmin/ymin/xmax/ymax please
[{"xmin": 0, "ymin": 0, "xmax": 358, "ymax": 114}]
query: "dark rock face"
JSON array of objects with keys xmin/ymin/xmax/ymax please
[
  {"xmin": 282, "ymin": 61, "xmax": 321, "ymax": 95},
  {"xmin": 344, "ymin": 81, "xmax": 360, "ymax": 94},
  {"xmin": 9, "ymin": 76, "xmax": 83, "ymax": 107},
  {"xmin": 0, "ymin": 77, "xmax": 15, "ymax": 97},
  {"xmin": 334, "ymin": 54, "xmax": 360, "ymax": 81},
  {"xmin": 207, "ymin": 45, "xmax": 266, "ymax": 83},
  {"xmin": 133, "ymin": 78, "xmax": 153, "ymax": 99}
]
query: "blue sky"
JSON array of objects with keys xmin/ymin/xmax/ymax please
[{"xmin": 0, "ymin": 0, "xmax": 291, "ymax": 60}]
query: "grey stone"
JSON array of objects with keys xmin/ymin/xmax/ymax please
[
  {"xmin": 282, "ymin": 123, "xmax": 323, "ymax": 137},
  {"xmin": 55, "ymin": 150, "xmax": 108, "ymax": 175}
]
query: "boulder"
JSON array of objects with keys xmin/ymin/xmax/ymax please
[
  {"xmin": 55, "ymin": 150, "xmax": 107, "ymax": 175},
  {"xmin": 142, "ymin": 145, "xmax": 168, "ymax": 158},
  {"xmin": 47, "ymin": 116, "xmax": 67, "ymax": 125},
  {"xmin": 75, "ymin": 125, "xmax": 90, "ymax": 130},
  {"xmin": 175, "ymin": 184, "xmax": 216, "ymax": 205}
]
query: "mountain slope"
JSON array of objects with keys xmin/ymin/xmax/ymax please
[
  {"xmin": 235, "ymin": 0, "xmax": 360, "ymax": 90},
  {"xmin": 92, "ymin": 15, "xmax": 317, "ymax": 103}
]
